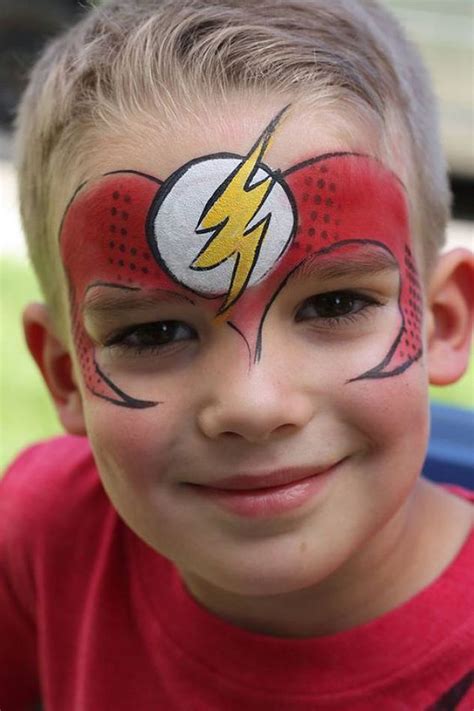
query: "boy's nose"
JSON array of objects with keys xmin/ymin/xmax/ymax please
[{"xmin": 196, "ymin": 356, "xmax": 314, "ymax": 443}]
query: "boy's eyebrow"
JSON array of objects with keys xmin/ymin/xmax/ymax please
[
  {"xmin": 82, "ymin": 282, "xmax": 195, "ymax": 316},
  {"xmin": 290, "ymin": 246, "xmax": 399, "ymax": 283},
  {"xmin": 82, "ymin": 247, "xmax": 398, "ymax": 317}
]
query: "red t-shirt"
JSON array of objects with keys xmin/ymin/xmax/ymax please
[{"xmin": 1, "ymin": 436, "xmax": 473, "ymax": 710}]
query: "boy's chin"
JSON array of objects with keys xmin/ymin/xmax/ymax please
[
  {"xmin": 179, "ymin": 546, "xmax": 342, "ymax": 603},
  {"xmin": 178, "ymin": 557, "xmax": 353, "ymax": 638}
]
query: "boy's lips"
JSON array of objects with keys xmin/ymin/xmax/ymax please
[
  {"xmin": 196, "ymin": 464, "xmax": 342, "ymax": 491},
  {"xmin": 185, "ymin": 462, "xmax": 344, "ymax": 518}
]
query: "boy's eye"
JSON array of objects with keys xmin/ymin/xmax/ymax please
[
  {"xmin": 295, "ymin": 291, "xmax": 378, "ymax": 323},
  {"xmin": 106, "ymin": 320, "xmax": 197, "ymax": 351}
]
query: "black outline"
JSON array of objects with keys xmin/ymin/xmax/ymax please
[
  {"xmin": 283, "ymin": 151, "xmax": 365, "ymax": 177},
  {"xmin": 146, "ymin": 151, "xmax": 242, "ymax": 297},
  {"xmin": 254, "ymin": 239, "xmax": 422, "ymax": 381},
  {"xmin": 103, "ymin": 169, "xmax": 162, "ymax": 184},
  {"xmin": 90, "ymin": 358, "xmax": 159, "ymax": 409},
  {"xmin": 348, "ymin": 329, "xmax": 421, "ymax": 382},
  {"xmin": 58, "ymin": 139, "xmax": 417, "ymax": 399},
  {"xmin": 192, "ymin": 105, "xmax": 292, "ymax": 315},
  {"xmin": 227, "ymin": 321, "xmax": 252, "ymax": 372},
  {"xmin": 282, "ymin": 151, "xmax": 408, "ymax": 193},
  {"xmin": 59, "ymin": 170, "xmax": 166, "ymax": 409},
  {"xmin": 145, "ymin": 110, "xmax": 297, "ymax": 310},
  {"xmin": 82, "ymin": 280, "xmax": 199, "ymax": 408},
  {"xmin": 196, "ymin": 213, "xmax": 273, "ymax": 314},
  {"xmin": 58, "ymin": 169, "xmax": 163, "ymax": 244},
  {"xmin": 145, "ymin": 153, "xmax": 297, "ymax": 303},
  {"xmin": 57, "ymin": 179, "xmax": 89, "ymax": 240},
  {"xmin": 192, "ymin": 213, "xmax": 272, "ymax": 273},
  {"xmin": 194, "ymin": 107, "xmax": 289, "ymax": 239}
]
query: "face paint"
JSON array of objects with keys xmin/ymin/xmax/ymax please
[
  {"xmin": 60, "ymin": 171, "xmax": 168, "ymax": 408},
  {"xmin": 147, "ymin": 106, "xmax": 296, "ymax": 311},
  {"xmin": 60, "ymin": 113, "xmax": 422, "ymax": 407},
  {"xmin": 252, "ymin": 151, "xmax": 423, "ymax": 379}
]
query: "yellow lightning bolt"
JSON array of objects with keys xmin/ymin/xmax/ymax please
[{"xmin": 191, "ymin": 107, "xmax": 289, "ymax": 314}]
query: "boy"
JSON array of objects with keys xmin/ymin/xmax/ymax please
[{"xmin": 1, "ymin": 0, "xmax": 473, "ymax": 708}]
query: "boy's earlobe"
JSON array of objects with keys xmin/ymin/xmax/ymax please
[
  {"xmin": 426, "ymin": 248, "xmax": 474, "ymax": 386},
  {"xmin": 23, "ymin": 303, "xmax": 87, "ymax": 436}
]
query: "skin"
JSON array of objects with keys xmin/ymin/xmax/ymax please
[
  {"xmin": 60, "ymin": 111, "xmax": 421, "ymax": 406},
  {"xmin": 40, "ymin": 100, "xmax": 474, "ymax": 636}
]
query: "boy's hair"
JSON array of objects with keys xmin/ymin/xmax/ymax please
[{"xmin": 15, "ymin": 0, "xmax": 450, "ymax": 319}]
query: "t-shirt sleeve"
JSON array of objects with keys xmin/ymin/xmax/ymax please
[
  {"xmin": 0, "ymin": 445, "xmax": 43, "ymax": 709},
  {"xmin": 0, "ymin": 436, "xmax": 95, "ymax": 710}
]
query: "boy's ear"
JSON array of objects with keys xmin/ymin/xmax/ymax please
[
  {"xmin": 426, "ymin": 248, "xmax": 474, "ymax": 386},
  {"xmin": 23, "ymin": 303, "xmax": 87, "ymax": 436}
]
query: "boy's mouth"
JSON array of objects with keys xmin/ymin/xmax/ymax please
[
  {"xmin": 186, "ymin": 462, "xmax": 344, "ymax": 518},
  {"xmin": 198, "ymin": 464, "xmax": 341, "ymax": 491}
]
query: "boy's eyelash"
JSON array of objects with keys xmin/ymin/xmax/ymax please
[
  {"xmin": 100, "ymin": 290, "xmax": 381, "ymax": 357},
  {"xmin": 104, "ymin": 320, "xmax": 197, "ymax": 356},
  {"xmin": 295, "ymin": 290, "xmax": 382, "ymax": 326}
]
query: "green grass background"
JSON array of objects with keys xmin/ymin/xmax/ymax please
[{"xmin": 1, "ymin": 255, "xmax": 473, "ymax": 471}]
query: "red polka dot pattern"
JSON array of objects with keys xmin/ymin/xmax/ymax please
[
  {"xmin": 60, "ymin": 173, "xmax": 179, "ymax": 403},
  {"xmin": 60, "ymin": 155, "xmax": 423, "ymax": 400},
  {"xmin": 281, "ymin": 154, "xmax": 422, "ymax": 377}
]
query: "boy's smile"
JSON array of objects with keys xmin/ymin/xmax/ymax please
[{"xmin": 57, "ymin": 102, "xmax": 433, "ymax": 629}]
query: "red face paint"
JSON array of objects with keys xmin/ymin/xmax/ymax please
[
  {"xmin": 60, "ymin": 154, "xmax": 422, "ymax": 407},
  {"xmin": 242, "ymin": 153, "xmax": 423, "ymax": 378},
  {"xmin": 60, "ymin": 172, "xmax": 177, "ymax": 407}
]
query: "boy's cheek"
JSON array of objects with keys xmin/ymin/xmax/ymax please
[
  {"xmin": 83, "ymin": 397, "xmax": 178, "ymax": 480},
  {"xmin": 344, "ymin": 367, "xmax": 430, "ymax": 447}
]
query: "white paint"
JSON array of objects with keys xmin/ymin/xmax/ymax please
[
  {"xmin": 151, "ymin": 157, "xmax": 295, "ymax": 296},
  {"xmin": 0, "ymin": 158, "xmax": 471, "ymax": 261}
]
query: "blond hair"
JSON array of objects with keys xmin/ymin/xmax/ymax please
[{"xmin": 15, "ymin": 0, "xmax": 450, "ymax": 317}]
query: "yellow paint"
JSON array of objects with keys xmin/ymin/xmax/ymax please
[{"xmin": 192, "ymin": 109, "xmax": 287, "ymax": 313}]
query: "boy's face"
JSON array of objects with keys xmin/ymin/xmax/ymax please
[{"xmin": 58, "ymin": 102, "xmax": 430, "ymax": 598}]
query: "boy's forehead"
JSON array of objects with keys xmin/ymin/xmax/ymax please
[
  {"xmin": 64, "ymin": 99, "xmax": 385, "ymax": 193},
  {"xmin": 59, "ymin": 107, "xmax": 426, "ymax": 397},
  {"xmin": 58, "ymin": 104, "xmax": 415, "ymax": 321},
  {"xmin": 55, "ymin": 101, "xmax": 394, "ymax": 266},
  {"xmin": 59, "ymin": 137, "xmax": 411, "ymax": 312}
]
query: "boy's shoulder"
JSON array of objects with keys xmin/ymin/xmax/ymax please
[
  {"xmin": 1, "ymin": 433, "xmax": 99, "ymax": 503},
  {"xmin": 2, "ymin": 434, "xmax": 94, "ymax": 485},
  {"xmin": 0, "ymin": 435, "xmax": 108, "ymax": 559}
]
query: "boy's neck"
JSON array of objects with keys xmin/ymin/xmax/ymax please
[{"xmin": 181, "ymin": 480, "xmax": 473, "ymax": 637}]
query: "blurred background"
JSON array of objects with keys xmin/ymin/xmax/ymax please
[{"xmin": 0, "ymin": 0, "xmax": 473, "ymax": 470}]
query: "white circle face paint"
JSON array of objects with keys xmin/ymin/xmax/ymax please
[{"xmin": 150, "ymin": 157, "xmax": 296, "ymax": 297}]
